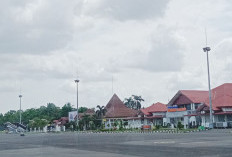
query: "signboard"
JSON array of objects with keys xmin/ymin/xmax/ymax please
[
  {"xmin": 168, "ymin": 108, "xmax": 186, "ymax": 112},
  {"xmin": 69, "ymin": 111, "xmax": 77, "ymax": 122},
  {"xmin": 168, "ymin": 106, "xmax": 178, "ymax": 109}
]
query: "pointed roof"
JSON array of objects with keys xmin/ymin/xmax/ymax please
[
  {"xmin": 168, "ymin": 83, "xmax": 232, "ymax": 111},
  {"xmin": 105, "ymin": 94, "xmax": 138, "ymax": 118},
  {"xmin": 141, "ymin": 102, "xmax": 167, "ymax": 116},
  {"xmin": 168, "ymin": 90, "xmax": 208, "ymax": 106}
]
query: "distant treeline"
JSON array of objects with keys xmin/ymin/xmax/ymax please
[{"xmin": 0, "ymin": 103, "xmax": 87, "ymax": 126}]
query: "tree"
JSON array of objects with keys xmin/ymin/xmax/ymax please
[
  {"xmin": 79, "ymin": 115, "xmax": 91, "ymax": 131},
  {"xmin": 3, "ymin": 110, "xmax": 19, "ymax": 123},
  {"xmin": 61, "ymin": 103, "xmax": 73, "ymax": 117},
  {"xmin": 95, "ymin": 105, "xmax": 107, "ymax": 129},
  {"xmin": 96, "ymin": 105, "xmax": 106, "ymax": 119},
  {"xmin": 0, "ymin": 114, "xmax": 4, "ymax": 125},
  {"xmin": 28, "ymin": 118, "xmax": 48, "ymax": 130},
  {"xmin": 46, "ymin": 103, "xmax": 61, "ymax": 120},
  {"xmin": 78, "ymin": 107, "xmax": 88, "ymax": 113},
  {"xmin": 124, "ymin": 97, "xmax": 133, "ymax": 109},
  {"xmin": 124, "ymin": 95, "xmax": 144, "ymax": 110}
]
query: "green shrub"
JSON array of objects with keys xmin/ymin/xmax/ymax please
[{"xmin": 177, "ymin": 122, "xmax": 184, "ymax": 129}]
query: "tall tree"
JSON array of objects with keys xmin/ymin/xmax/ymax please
[
  {"xmin": 78, "ymin": 107, "xmax": 88, "ymax": 113},
  {"xmin": 46, "ymin": 103, "xmax": 61, "ymax": 120},
  {"xmin": 96, "ymin": 105, "xmax": 106, "ymax": 119},
  {"xmin": 61, "ymin": 103, "xmax": 73, "ymax": 117},
  {"xmin": 124, "ymin": 95, "xmax": 144, "ymax": 110},
  {"xmin": 95, "ymin": 105, "xmax": 106, "ymax": 129}
]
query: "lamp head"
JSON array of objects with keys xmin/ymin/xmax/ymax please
[{"xmin": 203, "ymin": 47, "xmax": 211, "ymax": 52}]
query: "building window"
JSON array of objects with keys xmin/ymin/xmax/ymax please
[
  {"xmin": 218, "ymin": 115, "xmax": 225, "ymax": 122},
  {"xmin": 185, "ymin": 104, "xmax": 191, "ymax": 110},
  {"xmin": 227, "ymin": 115, "xmax": 232, "ymax": 121},
  {"xmin": 195, "ymin": 103, "xmax": 201, "ymax": 110}
]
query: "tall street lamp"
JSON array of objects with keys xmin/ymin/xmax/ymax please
[
  {"xmin": 203, "ymin": 46, "xmax": 213, "ymax": 129},
  {"xmin": 19, "ymin": 94, "xmax": 22, "ymax": 124},
  {"xmin": 74, "ymin": 79, "xmax": 80, "ymax": 129}
]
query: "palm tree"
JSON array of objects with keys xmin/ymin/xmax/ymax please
[
  {"xmin": 124, "ymin": 95, "xmax": 144, "ymax": 110},
  {"xmin": 95, "ymin": 105, "xmax": 106, "ymax": 129},
  {"xmin": 96, "ymin": 105, "xmax": 106, "ymax": 119},
  {"xmin": 132, "ymin": 95, "xmax": 144, "ymax": 110},
  {"xmin": 124, "ymin": 97, "xmax": 133, "ymax": 108}
]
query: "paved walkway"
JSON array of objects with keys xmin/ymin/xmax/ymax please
[{"xmin": 0, "ymin": 130, "xmax": 232, "ymax": 157}]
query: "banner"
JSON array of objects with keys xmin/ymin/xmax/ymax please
[{"xmin": 69, "ymin": 111, "xmax": 77, "ymax": 122}]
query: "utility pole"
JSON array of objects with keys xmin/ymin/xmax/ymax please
[
  {"xmin": 19, "ymin": 94, "xmax": 22, "ymax": 124},
  {"xmin": 203, "ymin": 46, "xmax": 213, "ymax": 129},
  {"xmin": 74, "ymin": 79, "xmax": 80, "ymax": 129}
]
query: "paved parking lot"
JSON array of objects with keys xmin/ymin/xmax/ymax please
[{"xmin": 1, "ymin": 129, "xmax": 232, "ymax": 157}]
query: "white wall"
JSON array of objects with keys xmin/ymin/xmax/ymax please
[
  {"xmin": 152, "ymin": 112, "xmax": 166, "ymax": 116},
  {"xmin": 166, "ymin": 111, "xmax": 188, "ymax": 118},
  {"xmin": 222, "ymin": 108, "xmax": 232, "ymax": 112},
  {"xmin": 128, "ymin": 119, "xmax": 142, "ymax": 128}
]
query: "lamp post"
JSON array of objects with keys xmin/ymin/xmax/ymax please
[
  {"xmin": 203, "ymin": 46, "xmax": 213, "ymax": 129},
  {"xmin": 19, "ymin": 94, "xmax": 22, "ymax": 124},
  {"xmin": 74, "ymin": 79, "xmax": 80, "ymax": 129}
]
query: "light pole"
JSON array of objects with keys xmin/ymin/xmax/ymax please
[
  {"xmin": 19, "ymin": 94, "xmax": 22, "ymax": 124},
  {"xmin": 203, "ymin": 46, "xmax": 213, "ymax": 129},
  {"xmin": 74, "ymin": 79, "xmax": 80, "ymax": 129}
]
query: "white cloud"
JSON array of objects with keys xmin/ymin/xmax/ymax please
[
  {"xmin": 80, "ymin": 0, "xmax": 169, "ymax": 21},
  {"xmin": 0, "ymin": 0, "xmax": 232, "ymax": 113}
]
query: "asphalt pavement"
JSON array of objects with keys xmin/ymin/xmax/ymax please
[{"xmin": 0, "ymin": 129, "xmax": 232, "ymax": 157}]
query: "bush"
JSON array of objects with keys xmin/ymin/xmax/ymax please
[{"xmin": 177, "ymin": 122, "xmax": 184, "ymax": 129}]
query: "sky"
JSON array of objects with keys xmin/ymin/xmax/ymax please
[{"xmin": 0, "ymin": 0, "xmax": 232, "ymax": 114}]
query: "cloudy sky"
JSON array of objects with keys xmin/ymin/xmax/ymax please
[{"xmin": 0, "ymin": 0, "xmax": 232, "ymax": 114}]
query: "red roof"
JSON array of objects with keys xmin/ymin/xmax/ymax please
[
  {"xmin": 180, "ymin": 90, "xmax": 208, "ymax": 103},
  {"xmin": 169, "ymin": 83, "xmax": 232, "ymax": 112},
  {"xmin": 168, "ymin": 90, "xmax": 208, "ymax": 105},
  {"xmin": 79, "ymin": 108, "xmax": 95, "ymax": 118},
  {"xmin": 141, "ymin": 102, "xmax": 167, "ymax": 116},
  {"xmin": 205, "ymin": 83, "xmax": 232, "ymax": 109},
  {"xmin": 105, "ymin": 94, "xmax": 138, "ymax": 118}
]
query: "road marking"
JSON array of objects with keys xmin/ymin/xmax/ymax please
[
  {"xmin": 180, "ymin": 141, "xmax": 206, "ymax": 145},
  {"xmin": 154, "ymin": 141, "xmax": 175, "ymax": 144}
]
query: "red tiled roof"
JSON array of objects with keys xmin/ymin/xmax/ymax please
[
  {"xmin": 84, "ymin": 108, "xmax": 95, "ymax": 114},
  {"xmin": 105, "ymin": 94, "xmax": 138, "ymax": 118},
  {"xmin": 180, "ymin": 90, "xmax": 209, "ymax": 103},
  {"xmin": 140, "ymin": 109, "xmax": 151, "ymax": 116},
  {"xmin": 205, "ymin": 83, "xmax": 232, "ymax": 109},
  {"xmin": 79, "ymin": 109, "xmax": 95, "ymax": 119},
  {"xmin": 169, "ymin": 83, "xmax": 232, "ymax": 112},
  {"xmin": 168, "ymin": 90, "xmax": 208, "ymax": 105},
  {"xmin": 141, "ymin": 102, "xmax": 167, "ymax": 115},
  {"xmin": 60, "ymin": 117, "xmax": 69, "ymax": 121},
  {"xmin": 149, "ymin": 102, "xmax": 167, "ymax": 113}
]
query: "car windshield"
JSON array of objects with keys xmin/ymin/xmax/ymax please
[{"xmin": 1, "ymin": 0, "xmax": 232, "ymax": 157}]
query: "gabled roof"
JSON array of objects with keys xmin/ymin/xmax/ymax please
[
  {"xmin": 168, "ymin": 90, "xmax": 208, "ymax": 106},
  {"xmin": 105, "ymin": 94, "xmax": 138, "ymax": 118},
  {"xmin": 205, "ymin": 83, "xmax": 232, "ymax": 109},
  {"xmin": 169, "ymin": 83, "xmax": 232, "ymax": 112},
  {"xmin": 141, "ymin": 102, "xmax": 167, "ymax": 116}
]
